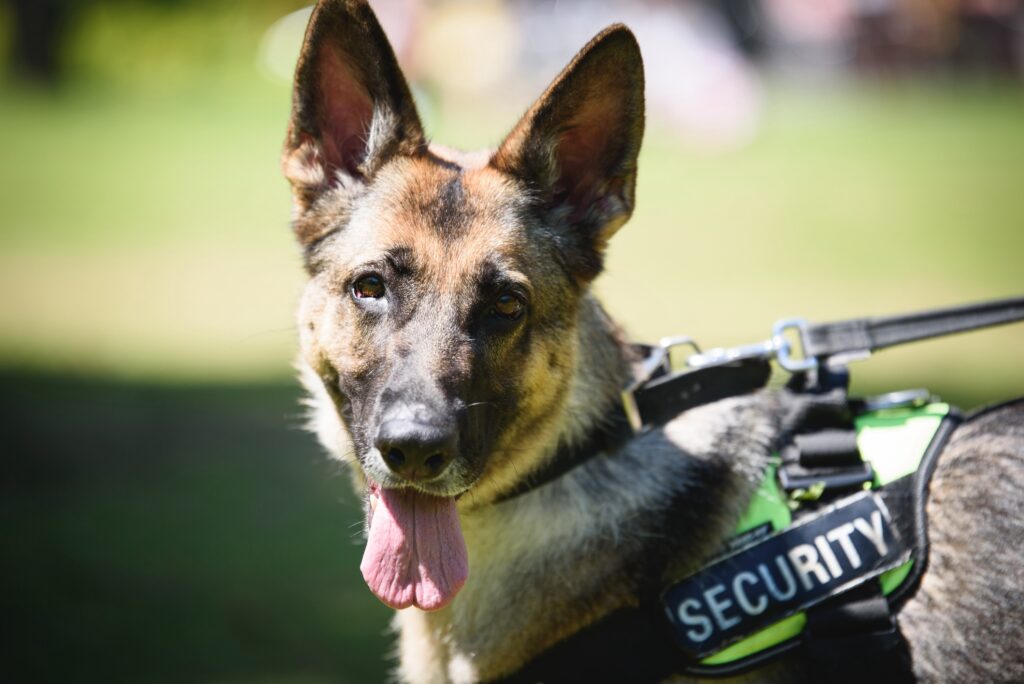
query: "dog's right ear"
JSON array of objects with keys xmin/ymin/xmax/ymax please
[{"xmin": 282, "ymin": 0, "xmax": 425, "ymax": 239}]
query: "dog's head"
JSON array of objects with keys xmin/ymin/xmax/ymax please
[{"xmin": 283, "ymin": 0, "xmax": 644, "ymax": 611}]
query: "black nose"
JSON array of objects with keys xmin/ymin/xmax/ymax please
[{"xmin": 375, "ymin": 420, "xmax": 456, "ymax": 482}]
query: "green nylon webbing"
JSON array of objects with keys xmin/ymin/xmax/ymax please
[{"xmin": 699, "ymin": 402, "xmax": 949, "ymax": 667}]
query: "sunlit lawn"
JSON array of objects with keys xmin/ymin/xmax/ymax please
[{"xmin": 1, "ymin": 78, "xmax": 1022, "ymax": 398}]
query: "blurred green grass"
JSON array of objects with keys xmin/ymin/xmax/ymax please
[
  {"xmin": 1, "ymin": 80, "xmax": 1022, "ymax": 393},
  {"xmin": 2, "ymin": 3, "xmax": 1023, "ymax": 682}
]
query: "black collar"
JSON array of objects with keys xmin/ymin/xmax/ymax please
[{"xmin": 494, "ymin": 356, "xmax": 773, "ymax": 503}]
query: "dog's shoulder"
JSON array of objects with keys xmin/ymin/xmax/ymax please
[{"xmin": 608, "ymin": 390, "xmax": 794, "ymax": 583}]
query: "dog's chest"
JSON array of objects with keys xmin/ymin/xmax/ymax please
[
  {"xmin": 393, "ymin": 398, "xmax": 785, "ymax": 683},
  {"xmin": 396, "ymin": 497, "xmax": 636, "ymax": 681}
]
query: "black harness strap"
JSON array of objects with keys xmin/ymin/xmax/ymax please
[
  {"xmin": 803, "ymin": 582, "xmax": 913, "ymax": 682},
  {"xmin": 629, "ymin": 358, "xmax": 772, "ymax": 429},
  {"xmin": 490, "ymin": 603, "xmax": 681, "ymax": 684},
  {"xmin": 802, "ymin": 296, "xmax": 1024, "ymax": 361},
  {"xmin": 786, "ymin": 401, "xmax": 961, "ymax": 684},
  {"xmin": 798, "ymin": 477, "xmax": 915, "ymax": 683},
  {"xmin": 794, "ymin": 430, "xmax": 861, "ymax": 468}
]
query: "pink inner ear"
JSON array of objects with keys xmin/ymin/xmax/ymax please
[
  {"xmin": 317, "ymin": 43, "xmax": 375, "ymax": 179},
  {"xmin": 555, "ymin": 92, "xmax": 618, "ymax": 212}
]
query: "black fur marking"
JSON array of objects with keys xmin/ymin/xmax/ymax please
[
  {"xmin": 383, "ymin": 246, "xmax": 416, "ymax": 277},
  {"xmin": 412, "ymin": 172, "xmax": 473, "ymax": 242}
]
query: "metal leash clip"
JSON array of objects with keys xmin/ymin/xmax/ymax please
[
  {"xmin": 631, "ymin": 317, "xmax": 825, "ymax": 382},
  {"xmin": 684, "ymin": 318, "xmax": 820, "ymax": 373},
  {"xmin": 770, "ymin": 318, "xmax": 819, "ymax": 373}
]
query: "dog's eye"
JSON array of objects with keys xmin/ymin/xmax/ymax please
[
  {"xmin": 491, "ymin": 292, "xmax": 525, "ymax": 320},
  {"xmin": 352, "ymin": 275, "xmax": 385, "ymax": 300}
]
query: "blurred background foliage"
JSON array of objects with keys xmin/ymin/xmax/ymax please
[{"xmin": 1, "ymin": 0, "xmax": 1022, "ymax": 682}]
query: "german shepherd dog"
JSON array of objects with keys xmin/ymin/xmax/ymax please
[{"xmin": 282, "ymin": 1, "xmax": 1024, "ymax": 681}]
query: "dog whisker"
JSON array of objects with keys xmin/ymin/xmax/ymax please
[{"xmin": 461, "ymin": 401, "xmax": 498, "ymax": 412}]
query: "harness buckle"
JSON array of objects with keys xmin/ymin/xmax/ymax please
[
  {"xmin": 778, "ymin": 426, "xmax": 875, "ymax": 494},
  {"xmin": 621, "ymin": 336, "xmax": 701, "ymax": 433},
  {"xmin": 779, "ymin": 462, "xmax": 874, "ymax": 495},
  {"xmin": 861, "ymin": 389, "xmax": 932, "ymax": 412}
]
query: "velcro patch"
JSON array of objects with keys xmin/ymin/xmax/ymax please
[{"xmin": 662, "ymin": 491, "xmax": 905, "ymax": 659}]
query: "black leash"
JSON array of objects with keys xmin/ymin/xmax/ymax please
[{"xmin": 800, "ymin": 296, "xmax": 1024, "ymax": 363}]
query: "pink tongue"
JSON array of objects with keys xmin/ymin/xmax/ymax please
[{"xmin": 360, "ymin": 488, "xmax": 468, "ymax": 611}]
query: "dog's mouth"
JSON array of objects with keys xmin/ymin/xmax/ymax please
[{"xmin": 360, "ymin": 482, "xmax": 469, "ymax": 611}]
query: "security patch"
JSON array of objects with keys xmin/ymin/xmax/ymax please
[{"xmin": 662, "ymin": 491, "xmax": 905, "ymax": 659}]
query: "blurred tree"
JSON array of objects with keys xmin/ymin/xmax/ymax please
[
  {"xmin": 8, "ymin": 0, "xmax": 73, "ymax": 84},
  {"xmin": 6, "ymin": 0, "xmax": 301, "ymax": 85}
]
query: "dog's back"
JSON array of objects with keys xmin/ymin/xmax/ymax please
[{"xmin": 900, "ymin": 400, "xmax": 1024, "ymax": 683}]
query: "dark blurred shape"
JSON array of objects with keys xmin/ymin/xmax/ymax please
[
  {"xmin": 702, "ymin": 0, "xmax": 767, "ymax": 59},
  {"xmin": 0, "ymin": 371, "xmax": 392, "ymax": 684},
  {"xmin": 953, "ymin": 0, "xmax": 1021, "ymax": 75},
  {"xmin": 772, "ymin": 0, "xmax": 1024, "ymax": 77},
  {"xmin": 9, "ymin": 0, "xmax": 72, "ymax": 84}
]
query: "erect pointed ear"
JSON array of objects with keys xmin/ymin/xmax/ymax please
[
  {"xmin": 282, "ymin": 0, "xmax": 425, "ymax": 222},
  {"xmin": 491, "ymin": 25, "xmax": 644, "ymax": 282}
]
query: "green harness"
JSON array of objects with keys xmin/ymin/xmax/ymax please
[{"xmin": 686, "ymin": 401, "xmax": 952, "ymax": 672}]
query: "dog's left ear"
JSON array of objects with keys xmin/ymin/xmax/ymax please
[
  {"xmin": 282, "ymin": 0, "xmax": 425, "ymax": 237},
  {"xmin": 491, "ymin": 25, "xmax": 644, "ymax": 281}
]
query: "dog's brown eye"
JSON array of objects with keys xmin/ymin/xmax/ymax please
[
  {"xmin": 352, "ymin": 275, "xmax": 385, "ymax": 299},
  {"xmin": 492, "ymin": 292, "xmax": 525, "ymax": 320}
]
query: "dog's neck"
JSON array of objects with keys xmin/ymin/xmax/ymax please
[
  {"xmin": 463, "ymin": 292, "xmax": 637, "ymax": 507},
  {"xmin": 559, "ymin": 293, "xmax": 638, "ymax": 447}
]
